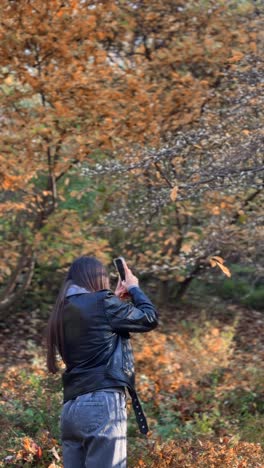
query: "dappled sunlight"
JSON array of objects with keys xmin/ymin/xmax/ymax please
[{"xmin": 133, "ymin": 319, "xmax": 236, "ymax": 397}]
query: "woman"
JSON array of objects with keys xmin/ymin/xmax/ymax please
[{"xmin": 46, "ymin": 255, "xmax": 158, "ymax": 468}]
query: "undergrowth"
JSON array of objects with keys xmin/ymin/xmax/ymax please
[{"xmin": 0, "ymin": 304, "xmax": 264, "ymax": 467}]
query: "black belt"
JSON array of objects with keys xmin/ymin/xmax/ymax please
[
  {"xmin": 67, "ymin": 386, "xmax": 148, "ymax": 434},
  {"xmin": 127, "ymin": 387, "xmax": 149, "ymax": 434}
]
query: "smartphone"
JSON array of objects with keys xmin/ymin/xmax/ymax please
[{"xmin": 113, "ymin": 257, "xmax": 126, "ymax": 281}]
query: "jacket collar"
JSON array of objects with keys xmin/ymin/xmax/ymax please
[{"xmin": 65, "ymin": 284, "xmax": 91, "ymax": 297}]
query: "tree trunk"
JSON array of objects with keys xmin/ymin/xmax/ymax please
[
  {"xmin": 0, "ymin": 244, "xmax": 36, "ymax": 316},
  {"xmin": 157, "ymin": 279, "xmax": 169, "ymax": 305},
  {"xmin": 174, "ymin": 262, "xmax": 203, "ymax": 301}
]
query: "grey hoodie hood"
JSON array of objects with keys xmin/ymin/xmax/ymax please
[{"xmin": 65, "ymin": 284, "xmax": 91, "ymax": 297}]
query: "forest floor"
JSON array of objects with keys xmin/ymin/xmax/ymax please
[{"xmin": 0, "ymin": 298, "xmax": 264, "ymax": 467}]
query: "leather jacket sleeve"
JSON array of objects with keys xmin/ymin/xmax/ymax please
[{"xmin": 103, "ymin": 286, "xmax": 158, "ymax": 333}]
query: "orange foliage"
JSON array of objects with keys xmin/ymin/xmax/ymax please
[
  {"xmin": 0, "ymin": 0, "xmax": 261, "ymax": 314},
  {"xmin": 132, "ymin": 438, "xmax": 264, "ymax": 467}
]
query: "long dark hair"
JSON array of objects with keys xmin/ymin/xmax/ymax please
[{"xmin": 46, "ymin": 256, "xmax": 110, "ymax": 374}]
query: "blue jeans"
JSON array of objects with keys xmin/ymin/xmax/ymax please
[{"xmin": 60, "ymin": 390, "xmax": 127, "ymax": 468}]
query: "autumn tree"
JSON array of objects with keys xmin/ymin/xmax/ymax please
[
  {"xmin": 81, "ymin": 5, "xmax": 263, "ymax": 300},
  {"xmin": 0, "ymin": 0, "xmax": 261, "ymax": 311}
]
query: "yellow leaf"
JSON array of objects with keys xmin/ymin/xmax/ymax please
[
  {"xmin": 4, "ymin": 75, "xmax": 14, "ymax": 85},
  {"xmin": 181, "ymin": 243, "xmax": 192, "ymax": 254},
  {"xmin": 212, "ymin": 206, "xmax": 220, "ymax": 215},
  {"xmin": 51, "ymin": 446, "xmax": 60, "ymax": 461},
  {"xmin": 209, "ymin": 256, "xmax": 231, "ymax": 277},
  {"xmin": 228, "ymin": 50, "xmax": 244, "ymax": 63},
  {"xmin": 217, "ymin": 263, "xmax": 231, "ymax": 278},
  {"xmin": 87, "ymin": 15, "xmax": 97, "ymax": 27},
  {"xmin": 170, "ymin": 186, "xmax": 178, "ymax": 202},
  {"xmin": 210, "ymin": 256, "xmax": 224, "ymax": 264},
  {"xmin": 23, "ymin": 437, "xmax": 32, "ymax": 452}
]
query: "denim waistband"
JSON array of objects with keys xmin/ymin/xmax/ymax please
[{"xmin": 97, "ymin": 386, "xmax": 126, "ymax": 394}]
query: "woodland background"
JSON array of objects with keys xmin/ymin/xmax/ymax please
[{"xmin": 0, "ymin": 0, "xmax": 263, "ymax": 466}]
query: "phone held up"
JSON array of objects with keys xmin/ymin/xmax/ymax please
[{"xmin": 113, "ymin": 257, "xmax": 126, "ymax": 282}]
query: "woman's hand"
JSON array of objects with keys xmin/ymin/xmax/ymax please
[
  {"xmin": 114, "ymin": 259, "xmax": 139, "ymax": 300},
  {"xmin": 114, "ymin": 276, "xmax": 130, "ymax": 300},
  {"xmin": 121, "ymin": 259, "xmax": 139, "ymax": 290}
]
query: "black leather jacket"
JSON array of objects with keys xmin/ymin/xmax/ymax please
[{"xmin": 62, "ymin": 285, "xmax": 158, "ymax": 434}]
